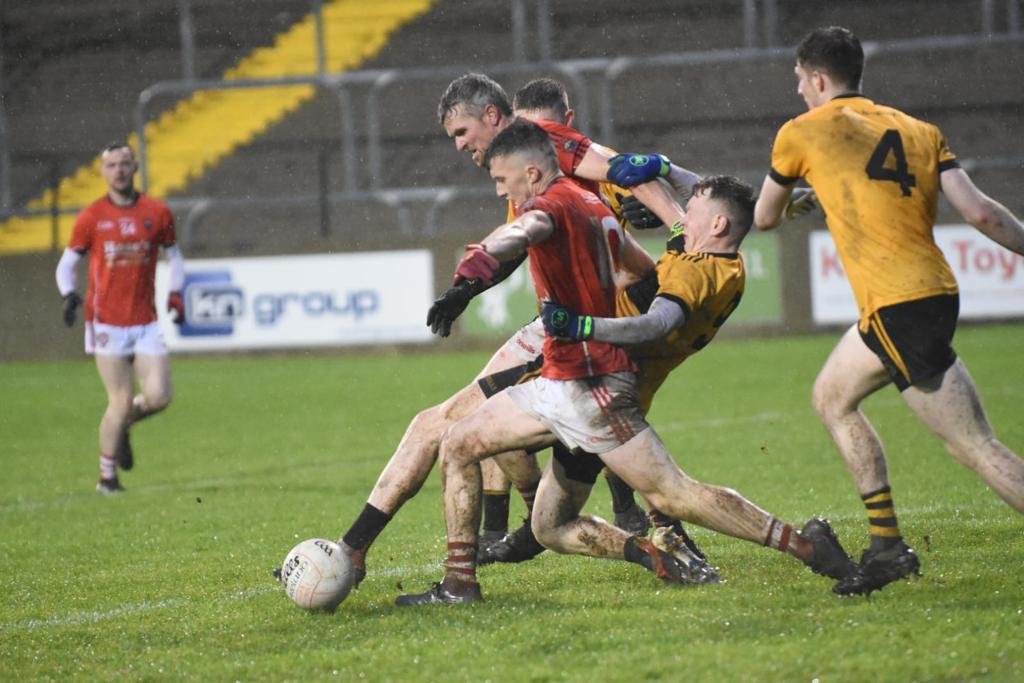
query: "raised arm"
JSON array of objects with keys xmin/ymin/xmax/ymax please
[
  {"xmin": 575, "ymin": 145, "xmax": 689, "ymax": 229},
  {"xmin": 941, "ymin": 167, "xmax": 1024, "ymax": 255}
]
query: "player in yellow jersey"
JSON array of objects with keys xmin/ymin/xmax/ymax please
[{"xmin": 753, "ymin": 26, "xmax": 1024, "ymax": 596}]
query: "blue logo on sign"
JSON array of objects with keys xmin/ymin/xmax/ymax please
[{"xmin": 180, "ymin": 271, "xmax": 244, "ymax": 337}]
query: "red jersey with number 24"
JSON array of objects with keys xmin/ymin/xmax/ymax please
[
  {"xmin": 519, "ymin": 177, "xmax": 635, "ymax": 381},
  {"xmin": 68, "ymin": 194, "xmax": 177, "ymax": 326}
]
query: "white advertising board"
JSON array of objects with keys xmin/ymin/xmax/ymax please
[
  {"xmin": 810, "ymin": 225, "xmax": 1024, "ymax": 324},
  {"xmin": 155, "ymin": 251, "xmax": 434, "ymax": 351}
]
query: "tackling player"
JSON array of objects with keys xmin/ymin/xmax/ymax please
[
  {"xmin": 55, "ymin": 142, "xmax": 185, "ymax": 494},
  {"xmin": 753, "ymin": 26, "xmax": 1024, "ymax": 595},
  {"xmin": 397, "ymin": 121, "xmax": 856, "ymax": 605},
  {"xmin": 329, "ymin": 74, "xmax": 686, "ymax": 585}
]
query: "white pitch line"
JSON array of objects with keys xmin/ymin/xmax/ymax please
[{"xmin": 2, "ymin": 587, "xmax": 277, "ymax": 633}]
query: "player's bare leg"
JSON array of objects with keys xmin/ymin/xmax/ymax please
[
  {"xmin": 94, "ymin": 354, "xmax": 135, "ymax": 491},
  {"xmin": 339, "ymin": 340, "xmax": 543, "ymax": 582},
  {"xmin": 130, "ymin": 353, "xmax": 173, "ymax": 422},
  {"xmin": 599, "ymin": 428, "xmax": 857, "ymax": 582},
  {"xmin": 812, "ymin": 326, "xmax": 923, "ymax": 595},
  {"xmin": 903, "ymin": 359, "xmax": 1024, "ymax": 512},
  {"xmin": 812, "ymin": 325, "xmax": 893, "ymax": 494},
  {"xmin": 531, "ymin": 456, "xmax": 719, "ymax": 584},
  {"xmin": 111, "ymin": 353, "xmax": 172, "ymax": 471},
  {"xmin": 396, "ymin": 391, "xmax": 555, "ymax": 605}
]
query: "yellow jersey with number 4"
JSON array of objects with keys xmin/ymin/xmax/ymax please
[{"xmin": 769, "ymin": 94, "xmax": 960, "ymax": 328}]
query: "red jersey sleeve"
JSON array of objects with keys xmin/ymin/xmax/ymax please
[
  {"xmin": 68, "ymin": 204, "xmax": 96, "ymax": 252},
  {"xmin": 159, "ymin": 203, "xmax": 177, "ymax": 246},
  {"xmin": 534, "ymin": 119, "xmax": 592, "ymax": 177}
]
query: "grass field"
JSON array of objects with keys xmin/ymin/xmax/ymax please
[{"xmin": 2, "ymin": 325, "xmax": 1023, "ymax": 681}]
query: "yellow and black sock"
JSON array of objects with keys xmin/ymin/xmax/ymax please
[{"xmin": 862, "ymin": 485, "xmax": 902, "ymax": 551}]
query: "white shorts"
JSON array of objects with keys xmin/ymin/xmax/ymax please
[
  {"xmin": 500, "ymin": 316, "xmax": 545, "ymax": 363},
  {"xmin": 506, "ymin": 372, "xmax": 648, "ymax": 454},
  {"xmin": 86, "ymin": 321, "xmax": 168, "ymax": 356}
]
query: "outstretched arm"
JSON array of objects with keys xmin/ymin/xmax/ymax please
[
  {"xmin": 541, "ymin": 296, "xmax": 685, "ymax": 344},
  {"xmin": 941, "ymin": 167, "xmax": 1024, "ymax": 255},
  {"xmin": 575, "ymin": 145, "xmax": 688, "ymax": 229}
]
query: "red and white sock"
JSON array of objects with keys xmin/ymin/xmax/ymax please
[
  {"xmin": 445, "ymin": 541, "xmax": 477, "ymax": 584},
  {"xmin": 100, "ymin": 453, "xmax": 117, "ymax": 480},
  {"xmin": 764, "ymin": 517, "xmax": 797, "ymax": 553},
  {"xmin": 517, "ymin": 484, "xmax": 538, "ymax": 515}
]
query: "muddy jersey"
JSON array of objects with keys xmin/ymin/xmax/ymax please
[
  {"xmin": 68, "ymin": 193, "xmax": 176, "ymax": 326},
  {"xmin": 617, "ymin": 237, "xmax": 746, "ymax": 411},
  {"xmin": 520, "ymin": 177, "xmax": 635, "ymax": 380},
  {"xmin": 770, "ymin": 94, "xmax": 959, "ymax": 328}
]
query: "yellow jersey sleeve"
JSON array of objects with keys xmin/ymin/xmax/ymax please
[{"xmin": 769, "ymin": 119, "xmax": 806, "ymax": 185}]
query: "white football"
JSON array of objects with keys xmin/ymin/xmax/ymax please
[{"xmin": 280, "ymin": 538, "xmax": 354, "ymax": 611}]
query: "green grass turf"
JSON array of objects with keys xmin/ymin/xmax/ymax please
[{"xmin": 1, "ymin": 324, "xmax": 1022, "ymax": 681}]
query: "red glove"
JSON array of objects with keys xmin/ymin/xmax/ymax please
[
  {"xmin": 453, "ymin": 244, "xmax": 500, "ymax": 287},
  {"xmin": 167, "ymin": 291, "xmax": 185, "ymax": 325}
]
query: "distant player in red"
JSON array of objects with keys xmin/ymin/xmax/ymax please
[{"xmin": 55, "ymin": 142, "xmax": 186, "ymax": 494}]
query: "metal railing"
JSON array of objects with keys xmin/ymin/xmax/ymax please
[{"xmin": 3, "ymin": 0, "xmax": 1023, "ymax": 242}]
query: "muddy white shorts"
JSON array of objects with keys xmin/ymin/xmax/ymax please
[
  {"xmin": 501, "ymin": 316, "xmax": 545, "ymax": 363},
  {"xmin": 506, "ymin": 371, "xmax": 648, "ymax": 454},
  {"xmin": 86, "ymin": 321, "xmax": 168, "ymax": 356}
]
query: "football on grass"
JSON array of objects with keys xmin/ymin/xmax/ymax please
[{"xmin": 280, "ymin": 538, "xmax": 355, "ymax": 610}]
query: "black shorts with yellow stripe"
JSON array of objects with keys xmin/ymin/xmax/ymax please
[
  {"xmin": 477, "ymin": 355, "xmax": 544, "ymax": 398},
  {"xmin": 859, "ymin": 294, "xmax": 959, "ymax": 391}
]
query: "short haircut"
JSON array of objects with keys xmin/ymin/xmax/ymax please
[
  {"xmin": 694, "ymin": 175, "xmax": 755, "ymax": 237},
  {"xmin": 796, "ymin": 26, "xmax": 864, "ymax": 91},
  {"xmin": 437, "ymin": 73, "xmax": 513, "ymax": 126},
  {"xmin": 482, "ymin": 118, "xmax": 558, "ymax": 171},
  {"xmin": 102, "ymin": 141, "xmax": 134, "ymax": 157},
  {"xmin": 513, "ymin": 78, "xmax": 570, "ymax": 119}
]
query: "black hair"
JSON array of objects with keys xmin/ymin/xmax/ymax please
[
  {"xmin": 437, "ymin": 73, "xmax": 513, "ymax": 126},
  {"xmin": 102, "ymin": 141, "xmax": 134, "ymax": 157},
  {"xmin": 796, "ymin": 26, "xmax": 864, "ymax": 92},
  {"xmin": 512, "ymin": 78, "xmax": 570, "ymax": 119},
  {"xmin": 482, "ymin": 118, "xmax": 558, "ymax": 171},
  {"xmin": 693, "ymin": 175, "xmax": 755, "ymax": 236}
]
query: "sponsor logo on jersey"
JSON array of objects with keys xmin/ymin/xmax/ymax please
[
  {"xmin": 97, "ymin": 220, "xmax": 116, "ymax": 231},
  {"xmin": 564, "ymin": 139, "xmax": 578, "ymax": 152}
]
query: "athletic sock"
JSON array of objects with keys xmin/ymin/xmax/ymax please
[
  {"xmin": 763, "ymin": 517, "xmax": 799, "ymax": 555},
  {"xmin": 605, "ymin": 471, "xmax": 637, "ymax": 514},
  {"xmin": 516, "ymin": 484, "xmax": 538, "ymax": 516},
  {"xmin": 99, "ymin": 453, "xmax": 117, "ymax": 480},
  {"xmin": 341, "ymin": 503, "xmax": 393, "ymax": 557},
  {"xmin": 862, "ymin": 485, "xmax": 903, "ymax": 551},
  {"xmin": 482, "ymin": 491, "xmax": 510, "ymax": 535},
  {"xmin": 444, "ymin": 540, "xmax": 478, "ymax": 584}
]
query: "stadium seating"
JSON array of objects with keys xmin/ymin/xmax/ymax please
[
  {"xmin": 0, "ymin": 0, "xmax": 434, "ymax": 254},
  {"xmin": 2, "ymin": 0, "xmax": 1021, "ymax": 254}
]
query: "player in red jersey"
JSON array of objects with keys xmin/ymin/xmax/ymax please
[
  {"xmin": 330, "ymin": 75, "xmax": 681, "ymax": 587},
  {"xmin": 55, "ymin": 142, "xmax": 186, "ymax": 494},
  {"xmin": 396, "ymin": 120, "xmax": 857, "ymax": 605}
]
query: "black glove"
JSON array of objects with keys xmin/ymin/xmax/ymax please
[
  {"xmin": 62, "ymin": 292, "xmax": 82, "ymax": 327},
  {"xmin": 426, "ymin": 283, "xmax": 473, "ymax": 338},
  {"xmin": 617, "ymin": 193, "xmax": 663, "ymax": 230}
]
